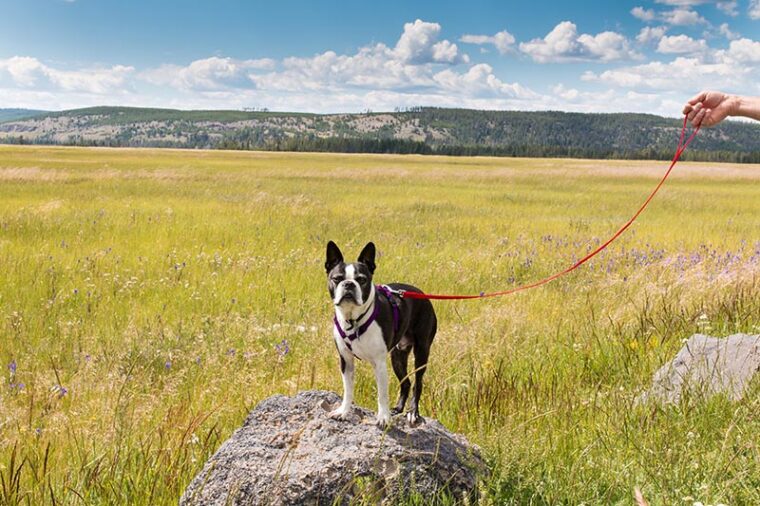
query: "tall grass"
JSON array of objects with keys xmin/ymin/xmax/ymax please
[{"xmin": 0, "ymin": 146, "xmax": 758, "ymax": 504}]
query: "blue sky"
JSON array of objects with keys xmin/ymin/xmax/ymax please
[{"xmin": 0, "ymin": 0, "xmax": 759, "ymax": 115}]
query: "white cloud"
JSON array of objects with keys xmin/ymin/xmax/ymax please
[
  {"xmin": 723, "ymin": 37, "xmax": 760, "ymax": 63},
  {"xmin": 633, "ymin": 5, "xmax": 708, "ymax": 25},
  {"xmin": 0, "ymin": 56, "xmax": 134, "ymax": 94},
  {"xmin": 0, "ymin": 56, "xmax": 47, "ymax": 87},
  {"xmin": 140, "ymin": 57, "xmax": 274, "ymax": 91},
  {"xmin": 661, "ymin": 8, "xmax": 707, "ymax": 25},
  {"xmin": 716, "ymin": 1, "xmax": 738, "ymax": 16},
  {"xmin": 432, "ymin": 63, "xmax": 536, "ymax": 98},
  {"xmin": 718, "ymin": 23, "xmax": 740, "ymax": 40},
  {"xmin": 750, "ymin": 0, "xmax": 760, "ymax": 20},
  {"xmin": 631, "ymin": 6, "xmax": 657, "ymax": 21},
  {"xmin": 519, "ymin": 21, "xmax": 640, "ymax": 63},
  {"xmin": 637, "ymin": 26, "xmax": 668, "ymax": 44},
  {"xmin": 656, "ymin": 34, "xmax": 708, "ymax": 53},
  {"xmin": 582, "ymin": 55, "xmax": 748, "ymax": 90},
  {"xmin": 393, "ymin": 19, "xmax": 468, "ymax": 64},
  {"xmin": 130, "ymin": 21, "xmax": 525, "ymax": 110},
  {"xmin": 460, "ymin": 30, "xmax": 516, "ymax": 54}
]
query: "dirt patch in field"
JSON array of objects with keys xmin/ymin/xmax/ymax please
[
  {"xmin": 0, "ymin": 167, "xmax": 71, "ymax": 181},
  {"xmin": 560, "ymin": 160, "xmax": 760, "ymax": 180},
  {"xmin": 36, "ymin": 199, "xmax": 65, "ymax": 213},
  {"xmin": 441, "ymin": 161, "xmax": 760, "ymax": 181}
]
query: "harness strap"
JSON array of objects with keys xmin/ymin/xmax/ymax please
[
  {"xmin": 376, "ymin": 284, "xmax": 401, "ymax": 334},
  {"xmin": 333, "ymin": 284, "xmax": 401, "ymax": 352}
]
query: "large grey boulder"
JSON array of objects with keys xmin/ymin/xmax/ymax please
[
  {"xmin": 180, "ymin": 390, "xmax": 486, "ymax": 505},
  {"xmin": 641, "ymin": 333, "xmax": 760, "ymax": 404}
]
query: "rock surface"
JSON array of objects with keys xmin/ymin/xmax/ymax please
[
  {"xmin": 180, "ymin": 390, "xmax": 486, "ymax": 505},
  {"xmin": 641, "ymin": 333, "xmax": 760, "ymax": 404}
]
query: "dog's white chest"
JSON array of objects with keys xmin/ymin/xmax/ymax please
[{"xmin": 334, "ymin": 322, "xmax": 387, "ymax": 363}]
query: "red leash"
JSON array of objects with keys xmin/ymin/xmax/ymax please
[{"xmin": 401, "ymin": 115, "xmax": 700, "ymax": 301}]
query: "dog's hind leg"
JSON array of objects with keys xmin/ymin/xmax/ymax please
[
  {"xmin": 408, "ymin": 313, "xmax": 436, "ymax": 425},
  {"xmin": 407, "ymin": 342, "xmax": 429, "ymax": 425},
  {"xmin": 390, "ymin": 346, "xmax": 412, "ymax": 415}
]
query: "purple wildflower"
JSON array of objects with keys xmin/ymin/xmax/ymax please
[
  {"xmin": 275, "ymin": 339, "xmax": 290, "ymax": 357},
  {"xmin": 165, "ymin": 360, "xmax": 172, "ymax": 370},
  {"xmin": 227, "ymin": 348, "xmax": 236, "ymax": 357},
  {"xmin": 56, "ymin": 385, "xmax": 68, "ymax": 398},
  {"xmin": 9, "ymin": 360, "xmax": 16, "ymax": 375}
]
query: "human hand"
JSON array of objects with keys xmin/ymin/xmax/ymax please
[{"xmin": 682, "ymin": 91, "xmax": 737, "ymax": 128}]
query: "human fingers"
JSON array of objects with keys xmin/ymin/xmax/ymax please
[
  {"xmin": 686, "ymin": 101, "xmax": 703, "ymax": 122},
  {"xmin": 687, "ymin": 91, "xmax": 707, "ymax": 106},
  {"xmin": 692, "ymin": 107, "xmax": 707, "ymax": 127}
]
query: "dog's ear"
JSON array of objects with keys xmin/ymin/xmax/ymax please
[
  {"xmin": 357, "ymin": 242, "xmax": 376, "ymax": 274},
  {"xmin": 325, "ymin": 241, "xmax": 344, "ymax": 273}
]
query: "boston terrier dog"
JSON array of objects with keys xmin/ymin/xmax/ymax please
[{"xmin": 325, "ymin": 241, "xmax": 437, "ymax": 428}]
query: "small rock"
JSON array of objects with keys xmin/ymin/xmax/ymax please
[
  {"xmin": 181, "ymin": 390, "xmax": 486, "ymax": 505},
  {"xmin": 640, "ymin": 333, "xmax": 760, "ymax": 404}
]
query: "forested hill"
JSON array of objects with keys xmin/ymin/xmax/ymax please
[
  {"xmin": 0, "ymin": 108, "xmax": 47, "ymax": 122},
  {"xmin": 1, "ymin": 106, "xmax": 759, "ymax": 162}
]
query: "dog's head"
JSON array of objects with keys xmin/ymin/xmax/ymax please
[{"xmin": 325, "ymin": 241, "xmax": 376, "ymax": 309}]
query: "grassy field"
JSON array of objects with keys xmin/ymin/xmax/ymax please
[{"xmin": 0, "ymin": 145, "xmax": 758, "ymax": 505}]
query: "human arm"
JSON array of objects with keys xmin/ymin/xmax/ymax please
[{"xmin": 683, "ymin": 91, "xmax": 760, "ymax": 127}]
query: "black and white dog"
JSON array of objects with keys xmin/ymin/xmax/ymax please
[{"xmin": 325, "ymin": 241, "xmax": 437, "ymax": 428}]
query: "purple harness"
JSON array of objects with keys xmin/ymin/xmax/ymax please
[{"xmin": 334, "ymin": 285, "xmax": 400, "ymax": 353}]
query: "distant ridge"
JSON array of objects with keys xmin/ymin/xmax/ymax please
[
  {"xmin": 1, "ymin": 106, "xmax": 759, "ymax": 162},
  {"xmin": 0, "ymin": 108, "xmax": 48, "ymax": 122}
]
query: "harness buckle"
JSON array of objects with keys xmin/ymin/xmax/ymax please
[{"xmin": 387, "ymin": 287, "xmax": 406, "ymax": 298}]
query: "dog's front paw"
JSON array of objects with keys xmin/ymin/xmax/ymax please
[
  {"xmin": 375, "ymin": 410, "xmax": 392, "ymax": 429},
  {"xmin": 406, "ymin": 410, "xmax": 424, "ymax": 426},
  {"xmin": 328, "ymin": 405, "xmax": 352, "ymax": 420}
]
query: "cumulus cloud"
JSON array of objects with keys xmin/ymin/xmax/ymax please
[
  {"xmin": 393, "ymin": 19, "xmax": 468, "ymax": 64},
  {"xmin": 140, "ymin": 57, "xmax": 274, "ymax": 91},
  {"xmin": 716, "ymin": 1, "xmax": 738, "ymax": 16},
  {"xmin": 722, "ymin": 37, "xmax": 760, "ymax": 63},
  {"xmin": 460, "ymin": 30, "xmax": 516, "ymax": 54},
  {"xmin": 519, "ymin": 21, "xmax": 640, "ymax": 63},
  {"xmin": 129, "ymin": 20, "xmax": 533, "ymax": 111},
  {"xmin": 631, "ymin": 6, "xmax": 657, "ymax": 22},
  {"xmin": 0, "ymin": 56, "xmax": 134, "ymax": 94},
  {"xmin": 656, "ymin": 34, "xmax": 708, "ymax": 54},
  {"xmin": 637, "ymin": 26, "xmax": 668, "ymax": 44},
  {"xmin": 718, "ymin": 23, "xmax": 740, "ymax": 40},
  {"xmin": 661, "ymin": 8, "xmax": 707, "ymax": 25},
  {"xmin": 432, "ymin": 63, "xmax": 536, "ymax": 98},
  {"xmin": 750, "ymin": 0, "xmax": 760, "ymax": 20},
  {"xmin": 631, "ymin": 5, "xmax": 707, "ymax": 25},
  {"xmin": 582, "ymin": 55, "xmax": 748, "ymax": 90}
]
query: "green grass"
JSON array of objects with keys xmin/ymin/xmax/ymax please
[{"xmin": 0, "ymin": 145, "xmax": 758, "ymax": 505}]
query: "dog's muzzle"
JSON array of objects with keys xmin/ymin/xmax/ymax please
[{"xmin": 335, "ymin": 281, "xmax": 361, "ymax": 305}]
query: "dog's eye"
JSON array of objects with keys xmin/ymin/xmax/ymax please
[
  {"xmin": 331, "ymin": 276, "xmax": 343, "ymax": 283},
  {"xmin": 356, "ymin": 277, "xmax": 367, "ymax": 284}
]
